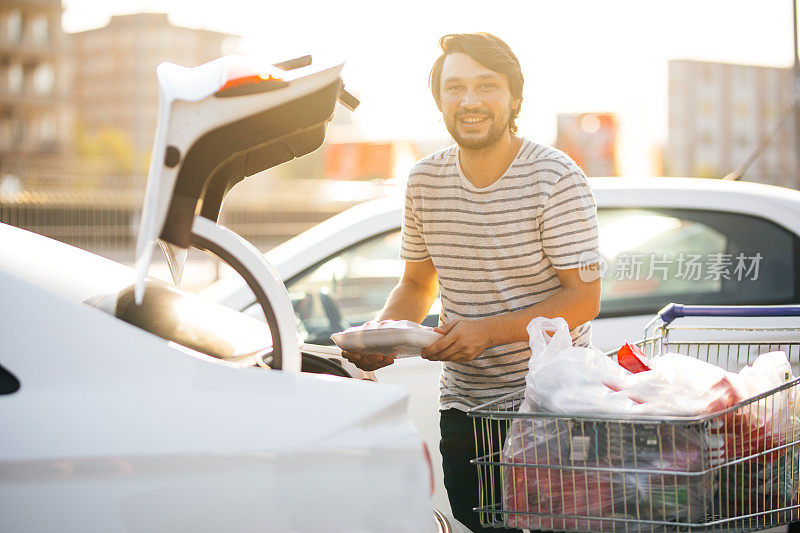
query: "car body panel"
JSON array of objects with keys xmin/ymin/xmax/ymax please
[{"xmin": 0, "ymin": 225, "xmax": 440, "ymax": 532}]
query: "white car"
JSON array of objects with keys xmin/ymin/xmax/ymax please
[
  {"xmin": 202, "ymin": 176, "xmax": 800, "ymax": 511},
  {"xmin": 0, "ymin": 55, "xmax": 469, "ymax": 532},
  {"xmin": 0, "ymin": 224, "xmax": 465, "ymax": 532}
]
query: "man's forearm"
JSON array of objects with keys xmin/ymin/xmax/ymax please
[
  {"xmin": 485, "ymin": 283, "xmax": 600, "ymax": 346},
  {"xmin": 376, "ymin": 280, "xmax": 438, "ymax": 324}
]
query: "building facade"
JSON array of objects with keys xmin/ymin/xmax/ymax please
[
  {"xmin": 70, "ymin": 13, "xmax": 236, "ymax": 158},
  {"xmin": 0, "ymin": 0, "xmax": 71, "ymax": 175},
  {"xmin": 666, "ymin": 59, "xmax": 797, "ymax": 189}
]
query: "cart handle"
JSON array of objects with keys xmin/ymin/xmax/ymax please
[{"xmin": 658, "ymin": 303, "xmax": 800, "ymax": 326}]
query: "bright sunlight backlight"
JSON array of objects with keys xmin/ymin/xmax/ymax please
[{"xmin": 599, "ymin": 214, "xmax": 682, "ymax": 259}]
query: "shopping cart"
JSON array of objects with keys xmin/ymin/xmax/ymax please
[{"xmin": 469, "ymin": 304, "xmax": 800, "ymax": 532}]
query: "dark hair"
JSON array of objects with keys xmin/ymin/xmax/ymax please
[{"xmin": 429, "ymin": 33, "xmax": 524, "ymax": 133}]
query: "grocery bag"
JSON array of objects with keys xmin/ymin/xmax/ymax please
[
  {"xmin": 519, "ymin": 317, "xmax": 632, "ymax": 414},
  {"xmin": 521, "ymin": 317, "xmax": 796, "ymax": 418}
]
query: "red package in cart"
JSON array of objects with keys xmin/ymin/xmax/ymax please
[{"xmin": 617, "ymin": 342, "xmax": 652, "ymax": 373}]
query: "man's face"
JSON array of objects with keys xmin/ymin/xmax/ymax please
[{"xmin": 439, "ymin": 52, "xmax": 519, "ymax": 150}]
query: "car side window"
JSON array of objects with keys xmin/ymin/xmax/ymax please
[
  {"xmin": 244, "ymin": 208, "xmax": 798, "ymax": 339},
  {"xmin": 282, "ymin": 231, "xmax": 440, "ymax": 345},
  {"xmin": 597, "ymin": 208, "xmax": 799, "ymax": 318}
]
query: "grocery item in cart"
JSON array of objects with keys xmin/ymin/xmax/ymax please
[
  {"xmin": 718, "ymin": 444, "xmax": 800, "ymax": 514},
  {"xmin": 502, "ymin": 418, "xmax": 614, "ymax": 531},
  {"xmin": 519, "ymin": 317, "xmax": 632, "ymax": 414},
  {"xmin": 330, "ymin": 320, "xmax": 442, "ymax": 358},
  {"xmin": 523, "ymin": 317, "xmax": 797, "ymax": 418},
  {"xmin": 502, "ymin": 416, "xmax": 718, "ymax": 531},
  {"xmin": 710, "ymin": 351, "xmax": 800, "ymax": 513},
  {"xmin": 711, "ymin": 351, "xmax": 797, "ymax": 460},
  {"xmin": 617, "ymin": 342, "xmax": 652, "ymax": 373},
  {"xmin": 522, "ymin": 317, "xmax": 748, "ymax": 416}
]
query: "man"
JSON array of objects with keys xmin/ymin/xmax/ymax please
[{"xmin": 343, "ymin": 33, "xmax": 601, "ymax": 532}]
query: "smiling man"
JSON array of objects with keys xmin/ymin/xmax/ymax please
[{"xmin": 343, "ymin": 33, "xmax": 601, "ymax": 532}]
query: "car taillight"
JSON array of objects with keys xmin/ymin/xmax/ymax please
[
  {"xmin": 422, "ymin": 441, "xmax": 435, "ymax": 496},
  {"xmin": 215, "ymin": 63, "xmax": 287, "ymax": 97},
  {"xmin": 217, "ymin": 72, "xmax": 283, "ymax": 92}
]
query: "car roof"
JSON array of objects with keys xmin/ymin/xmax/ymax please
[{"xmin": 591, "ymin": 176, "xmax": 800, "ymax": 204}]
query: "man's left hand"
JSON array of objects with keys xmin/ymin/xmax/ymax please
[{"xmin": 421, "ymin": 319, "xmax": 495, "ymax": 362}]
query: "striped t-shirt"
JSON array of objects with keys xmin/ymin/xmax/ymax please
[{"xmin": 400, "ymin": 139, "xmax": 599, "ymax": 411}]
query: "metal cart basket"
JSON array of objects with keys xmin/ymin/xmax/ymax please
[{"xmin": 469, "ymin": 304, "xmax": 800, "ymax": 532}]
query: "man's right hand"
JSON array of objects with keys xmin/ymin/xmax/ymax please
[{"xmin": 341, "ymin": 350, "xmax": 395, "ymax": 372}]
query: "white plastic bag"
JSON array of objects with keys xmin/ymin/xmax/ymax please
[
  {"xmin": 521, "ymin": 317, "xmax": 633, "ymax": 414},
  {"xmin": 523, "ymin": 317, "xmax": 795, "ymax": 417},
  {"xmin": 623, "ymin": 352, "xmax": 734, "ymax": 415}
]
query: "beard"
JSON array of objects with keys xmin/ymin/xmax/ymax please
[{"xmin": 444, "ymin": 108, "xmax": 511, "ymax": 150}]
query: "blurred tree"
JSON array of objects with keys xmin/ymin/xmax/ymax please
[
  {"xmin": 73, "ymin": 122, "xmax": 141, "ymax": 177},
  {"xmin": 695, "ymin": 165, "xmax": 721, "ymax": 179}
]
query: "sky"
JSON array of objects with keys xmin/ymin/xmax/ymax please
[{"xmin": 61, "ymin": 0, "xmax": 798, "ymax": 176}]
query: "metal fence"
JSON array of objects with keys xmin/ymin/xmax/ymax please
[{"xmin": 0, "ymin": 174, "xmax": 394, "ymax": 287}]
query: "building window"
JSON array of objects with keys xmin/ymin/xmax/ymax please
[
  {"xmin": 33, "ymin": 63, "xmax": 54, "ymax": 96},
  {"xmin": 7, "ymin": 63, "xmax": 22, "ymax": 95},
  {"xmin": 31, "ymin": 15, "xmax": 49, "ymax": 45},
  {"xmin": 6, "ymin": 10, "xmax": 22, "ymax": 44}
]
